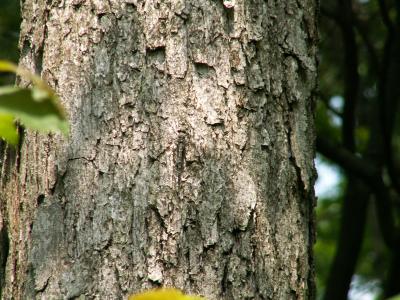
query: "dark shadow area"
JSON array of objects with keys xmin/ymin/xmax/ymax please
[
  {"xmin": 0, "ymin": 0, "xmax": 21, "ymax": 85},
  {"xmin": 0, "ymin": 226, "xmax": 9, "ymax": 298}
]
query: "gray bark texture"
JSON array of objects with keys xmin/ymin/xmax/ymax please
[{"xmin": 0, "ymin": 0, "xmax": 317, "ymax": 299}]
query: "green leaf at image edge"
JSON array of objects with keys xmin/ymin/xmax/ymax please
[
  {"xmin": 0, "ymin": 86, "xmax": 69, "ymax": 136},
  {"xmin": 0, "ymin": 113, "xmax": 18, "ymax": 145}
]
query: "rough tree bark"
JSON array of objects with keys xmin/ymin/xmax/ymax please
[{"xmin": 0, "ymin": 0, "xmax": 317, "ymax": 299}]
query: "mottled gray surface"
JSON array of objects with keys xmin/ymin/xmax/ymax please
[{"xmin": 0, "ymin": 0, "xmax": 317, "ymax": 299}]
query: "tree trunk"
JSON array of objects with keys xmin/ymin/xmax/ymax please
[{"xmin": 0, "ymin": 0, "xmax": 317, "ymax": 299}]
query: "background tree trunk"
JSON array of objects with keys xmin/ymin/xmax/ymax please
[{"xmin": 0, "ymin": 0, "xmax": 317, "ymax": 299}]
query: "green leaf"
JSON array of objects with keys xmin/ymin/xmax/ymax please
[
  {"xmin": 0, "ymin": 60, "xmax": 69, "ymax": 140},
  {"xmin": 0, "ymin": 60, "xmax": 49, "ymax": 91},
  {"xmin": 128, "ymin": 288, "xmax": 206, "ymax": 300},
  {"xmin": 0, "ymin": 85, "xmax": 68, "ymax": 135},
  {"xmin": 0, "ymin": 60, "xmax": 18, "ymax": 73},
  {"xmin": 0, "ymin": 113, "xmax": 18, "ymax": 145}
]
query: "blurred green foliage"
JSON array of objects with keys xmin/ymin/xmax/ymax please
[
  {"xmin": 315, "ymin": 175, "xmax": 389, "ymax": 298},
  {"xmin": 315, "ymin": 188, "xmax": 342, "ymax": 296},
  {"xmin": 316, "ymin": 0, "xmax": 399, "ymax": 298}
]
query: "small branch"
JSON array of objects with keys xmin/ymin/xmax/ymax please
[
  {"xmin": 316, "ymin": 136, "xmax": 375, "ymax": 182},
  {"xmin": 317, "ymin": 96, "xmax": 343, "ymax": 117},
  {"xmin": 317, "ymin": 136, "xmax": 399, "ymax": 249}
]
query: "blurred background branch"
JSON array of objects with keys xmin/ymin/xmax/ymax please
[{"xmin": 317, "ymin": 0, "xmax": 400, "ymax": 299}]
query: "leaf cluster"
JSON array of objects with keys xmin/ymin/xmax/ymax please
[{"xmin": 0, "ymin": 61, "xmax": 68, "ymax": 144}]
